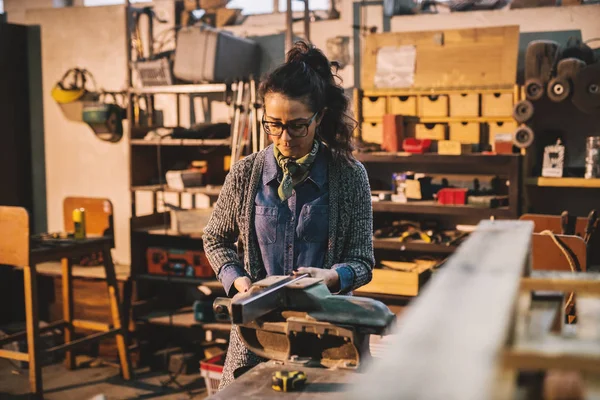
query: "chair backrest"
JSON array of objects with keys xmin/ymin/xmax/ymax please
[
  {"xmin": 63, "ymin": 197, "xmax": 113, "ymax": 237},
  {"xmin": 0, "ymin": 206, "xmax": 29, "ymax": 267}
]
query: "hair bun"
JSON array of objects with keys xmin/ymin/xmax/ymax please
[{"xmin": 286, "ymin": 41, "xmax": 333, "ymax": 82}]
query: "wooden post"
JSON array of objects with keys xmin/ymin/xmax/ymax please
[
  {"xmin": 61, "ymin": 257, "xmax": 75, "ymax": 369},
  {"xmin": 24, "ymin": 265, "xmax": 42, "ymax": 397},
  {"xmin": 103, "ymin": 247, "xmax": 132, "ymax": 380}
]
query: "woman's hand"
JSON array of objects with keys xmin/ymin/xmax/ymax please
[
  {"xmin": 294, "ymin": 267, "xmax": 340, "ymax": 291},
  {"xmin": 233, "ymin": 276, "xmax": 252, "ymax": 294}
]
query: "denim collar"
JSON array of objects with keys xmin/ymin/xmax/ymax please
[{"xmin": 262, "ymin": 143, "xmax": 327, "ymax": 190}]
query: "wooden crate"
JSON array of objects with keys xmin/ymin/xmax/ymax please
[
  {"xmin": 361, "ymin": 121, "xmax": 383, "ymax": 144},
  {"xmin": 361, "ymin": 26, "xmax": 520, "ymax": 90},
  {"xmin": 419, "ymin": 95, "xmax": 448, "ymax": 117},
  {"xmin": 416, "ymin": 123, "xmax": 446, "ymax": 140},
  {"xmin": 362, "ymin": 96, "xmax": 386, "ymax": 118},
  {"xmin": 489, "ymin": 121, "xmax": 517, "ymax": 150},
  {"xmin": 449, "ymin": 122, "xmax": 481, "ymax": 144},
  {"xmin": 389, "ymin": 95, "xmax": 417, "ymax": 116},
  {"xmin": 355, "ymin": 260, "xmax": 435, "ymax": 297},
  {"xmin": 482, "ymin": 92, "xmax": 513, "ymax": 116},
  {"xmin": 449, "ymin": 93, "xmax": 479, "ymax": 117}
]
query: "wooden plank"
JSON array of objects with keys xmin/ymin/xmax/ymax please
[
  {"xmin": 72, "ymin": 319, "xmax": 111, "ymax": 332},
  {"xmin": 23, "ymin": 265, "xmax": 42, "ymax": 396},
  {"xmin": 521, "ymin": 271, "xmax": 600, "ymax": 295},
  {"xmin": 526, "ymin": 177, "xmax": 600, "ymax": 189},
  {"xmin": 0, "ymin": 349, "xmax": 29, "ymax": 362},
  {"xmin": 504, "ymin": 336, "xmax": 600, "ymax": 374},
  {"xmin": 362, "ymin": 26, "xmax": 520, "ymax": 91},
  {"xmin": 347, "ymin": 220, "xmax": 533, "ymax": 400}
]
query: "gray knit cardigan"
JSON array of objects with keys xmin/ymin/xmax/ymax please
[{"xmin": 202, "ymin": 145, "xmax": 374, "ymax": 292}]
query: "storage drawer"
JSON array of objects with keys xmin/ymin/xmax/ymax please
[
  {"xmin": 489, "ymin": 121, "xmax": 517, "ymax": 150},
  {"xmin": 449, "ymin": 122, "xmax": 481, "ymax": 144},
  {"xmin": 419, "ymin": 95, "xmax": 448, "ymax": 117},
  {"xmin": 362, "ymin": 96, "xmax": 386, "ymax": 118},
  {"xmin": 482, "ymin": 93, "xmax": 513, "ymax": 116},
  {"xmin": 361, "ymin": 121, "xmax": 383, "ymax": 144},
  {"xmin": 449, "ymin": 93, "xmax": 479, "ymax": 117},
  {"xmin": 415, "ymin": 123, "xmax": 446, "ymax": 140},
  {"xmin": 389, "ymin": 95, "xmax": 417, "ymax": 116}
]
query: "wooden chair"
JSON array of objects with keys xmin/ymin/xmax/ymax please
[{"xmin": 0, "ymin": 205, "xmax": 132, "ymax": 398}]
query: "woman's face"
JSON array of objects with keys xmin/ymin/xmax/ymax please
[{"xmin": 263, "ymin": 93, "xmax": 320, "ymax": 159}]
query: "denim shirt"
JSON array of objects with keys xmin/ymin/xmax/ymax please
[{"xmin": 218, "ymin": 144, "xmax": 354, "ymax": 295}]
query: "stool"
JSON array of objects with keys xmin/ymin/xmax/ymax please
[{"xmin": 0, "ymin": 206, "xmax": 132, "ymax": 398}]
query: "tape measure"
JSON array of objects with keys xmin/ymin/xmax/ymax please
[{"xmin": 271, "ymin": 370, "xmax": 307, "ymax": 392}]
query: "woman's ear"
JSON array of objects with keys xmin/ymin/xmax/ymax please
[{"xmin": 316, "ymin": 108, "xmax": 327, "ymax": 126}]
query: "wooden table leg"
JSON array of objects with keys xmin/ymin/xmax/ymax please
[
  {"xmin": 62, "ymin": 257, "xmax": 75, "ymax": 369},
  {"xmin": 24, "ymin": 264, "xmax": 43, "ymax": 398},
  {"xmin": 102, "ymin": 247, "xmax": 132, "ymax": 380}
]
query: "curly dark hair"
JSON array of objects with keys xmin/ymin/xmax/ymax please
[{"xmin": 259, "ymin": 41, "xmax": 356, "ymax": 162}]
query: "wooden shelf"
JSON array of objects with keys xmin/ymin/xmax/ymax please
[
  {"xmin": 131, "ymin": 184, "xmax": 222, "ymax": 197},
  {"xmin": 372, "ymin": 200, "xmax": 513, "ymax": 218},
  {"xmin": 130, "ymin": 138, "xmax": 231, "ymax": 147},
  {"xmin": 356, "ymin": 152, "xmax": 519, "ymax": 166},
  {"xmin": 129, "ymin": 84, "xmax": 227, "ymax": 95},
  {"xmin": 131, "ymin": 225, "xmax": 204, "ymax": 239},
  {"xmin": 373, "ymin": 239, "xmax": 457, "ymax": 254},
  {"xmin": 526, "ymin": 177, "xmax": 600, "ymax": 189},
  {"xmin": 134, "ymin": 273, "xmax": 220, "ymax": 286},
  {"xmin": 363, "ymin": 116, "xmax": 515, "ymax": 124},
  {"xmin": 362, "ymin": 86, "xmax": 515, "ymax": 97}
]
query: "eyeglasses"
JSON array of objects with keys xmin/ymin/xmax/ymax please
[{"xmin": 261, "ymin": 111, "xmax": 319, "ymax": 138}]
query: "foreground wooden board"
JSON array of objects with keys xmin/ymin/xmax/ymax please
[{"xmin": 347, "ymin": 220, "xmax": 534, "ymax": 400}]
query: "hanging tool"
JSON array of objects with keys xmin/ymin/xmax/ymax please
[
  {"xmin": 249, "ymin": 78, "xmax": 261, "ymax": 154},
  {"xmin": 584, "ymin": 210, "xmax": 598, "ymax": 244},
  {"xmin": 272, "ymin": 370, "xmax": 307, "ymax": 392}
]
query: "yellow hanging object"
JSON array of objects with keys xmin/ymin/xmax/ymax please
[{"xmin": 51, "ymin": 85, "xmax": 85, "ymax": 104}]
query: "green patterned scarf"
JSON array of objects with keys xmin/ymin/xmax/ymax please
[{"xmin": 273, "ymin": 140, "xmax": 320, "ymax": 201}]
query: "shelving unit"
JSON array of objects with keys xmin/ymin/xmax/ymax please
[
  {"xmin": 373, "ymin": 239, "xmax": 456, "ymax": 255},
  {"xmin": 360, "ymin": 152, "xmax": 522, "ymax": 264}
]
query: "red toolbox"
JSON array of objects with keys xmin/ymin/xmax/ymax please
[
  {"xmin": 147, "ymin": 247, "xmax": 213, "ymax": 278},
  {"xmin": 436, "ymin": 188, "xmax": 468, "ymax": 205}
]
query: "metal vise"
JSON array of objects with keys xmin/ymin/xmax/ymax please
[{"xmin": 213, "ymin": 274, "xmax": 396, "ymax": 370}]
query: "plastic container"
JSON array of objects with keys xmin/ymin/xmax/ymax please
[{"xmin": 200, "ymin": 352, "xmax": 226, "ymax": 396}]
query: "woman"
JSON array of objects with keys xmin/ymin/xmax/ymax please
[{"xmin": 202, "ymin": 41, "xmax": 374, "ymax": 389}]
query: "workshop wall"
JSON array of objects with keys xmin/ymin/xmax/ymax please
[{"xmin": 5, "ymin": 0, "xmax": 600, "ymax": 267}]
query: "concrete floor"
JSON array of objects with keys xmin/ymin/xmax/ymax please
[{"xmin": 0, "ymin": 359, "xmax": 209, "ymax": 400}]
